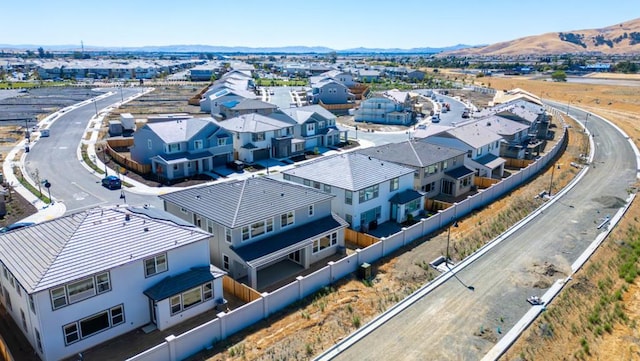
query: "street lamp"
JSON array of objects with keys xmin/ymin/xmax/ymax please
[
  {"xmin": 445, "ymin": 220, "xmax": 459, "ymax": 264},
  {"xmin": 93, "ymin": 99, "xmax": 98, "ymax": 116},
  {"xmin": 548, "ymin": 163, "xmax": 561, "ymax": 197},
  {"xmin": 119, "ymin": 86, "xmax": 124, "ymax": 103},
  {"xmin": 44, "ymin": 180, "xmax": 52, "ymax": 205},
  {"xmin": 566, "ymin": 100, "xmax": 571, "ymax": 115}
]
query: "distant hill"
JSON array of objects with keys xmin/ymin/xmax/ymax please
[
  {"xmin": 0, "ymin": 43, "xmax": 475, "ymax": 54},
  {"xmin": 443, "ymin": 17, "xmax": 640, "ymax": 56}
]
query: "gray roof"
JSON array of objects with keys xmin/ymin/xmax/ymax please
[
  {"xmin": 444, "ymin": 122, "xmax": 504, "ymax": 149},
  {"xmin": 144, "ymin": 265, "xmax": 225, "ymax": 301},
  {"xmin": 389, "ymin": 189, "xmax": 424, "ymax": 204},
  {"xmin": 283, "ymin": 153, "xmax": 415, "ymax": 191},
  {"xmin": 233, "ymin": 214, "xmax": 347, "ymax": 267},
  {"xmin": 281, "ymin": 105, "xmax": 336, "ymax": 125},
  {"xmin": 219, "ymin": 113, "xmax": 295, "ymax": 133},
  {"xmin": 224, "ymin": 98, "xmax": 277, "ymax": 111},
  {"xmin": 445, "ymin": 166, "xmax": 475, "ymax": 179},
  {"xmin": 475, "ymin": 116, "xmax": 530, "ymax": 136},
  {"xmin": 357, "ymin": 140, "xmax": 464, "ymax": 168},
  {"xmin": 0, "ymin": 206, "xmax": 209, "ymax": 293},
  {"xmin": 476, "ymin": 153, "xmax": 506, "ymax": 168},
  {"xmin": 145, "ymin": 117, "xmax": 215, "ymax": 144},
  {"xmin": 159, "ymin": 177, "xmax": 334, "ymax": 228}
]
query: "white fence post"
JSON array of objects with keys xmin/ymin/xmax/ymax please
[
  {"xmin": 355, "ymin": 248, "xmax": 362, "ymax": 265},
  {"xmin": 328, "ymin": 261, "xmax": 336, "ymax": 283},
  {"xmin": 380, "ymin": 237, "xmax": 387, "ymax": 256},
  {"xmin": 165, "ymin": 335, "xmax": 177, "ymax": 361},
  {"xmin": 262, "ymin": 292, "xmax": 270, "ymax": 318},
  {"xmin": 297, "ymin": 275, "xmax": 305, "ymax": 299},
  {"xmin": 217, "ymin": 312, "xmax": 227, "ymax": 339}
]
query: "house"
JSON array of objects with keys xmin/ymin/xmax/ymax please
[
  {"xmin": 406, "ymin": 69, "xmax": 426, "ymax": 82},
  {"xmin": 130, "ymin": 117, "xmax": 233, "ymax": 181},
  {"xmin": 357, "ymin": 69, "xmax": 381, "ymax": 83},
  {"xmin": 309, "ymin": 70, "xmax": 356, "ymax": 88},
  {"xmin": 354, "ymin": 90, "xmax": 415, "ymax": 125},
  {"xmin": 357, "ymin": 140, "xmax": 473, "ymax": 199},
  {"xmin": 418, "ymin": 122, "xmax": 506, "ymax": 178},
  {"xmin": 283, "ymin": 153, "xmax": 419, "ymax": 230},
  {"xmin": 281, "ymin": 105, "xmax": 348, "ymax": 150},
  {"xmin": 199, "ymin": 69, "xmax": 256, "ymax": 113},
  {"xmin": 159, "ymin": 177, "xmax": 348, "ymax": 290},
  {"xmin": 217, "ymin": 112, "xmax": 297, "ymax": 162},
  {"xmin": 203, "ymin": 87, "xmax": 258, "ymax": 116},
  {"xmin": 307, "ymin": 78, "xmax": 355, "ymax": 105},
  {"xmin": 469, "ymin": 116, "xmax": 532, "ymax": 159},
  {"xmin": 219, "ymin": 98, "xmax": 278, "ymax": 119},
  {"xmin": 0, "ymin": 206, "xmax": 224, "ymax": 361}
]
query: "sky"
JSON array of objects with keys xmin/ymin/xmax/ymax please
[{"xmin": 2, "ymin": 0, "xmax": 638, "ymax": 50}]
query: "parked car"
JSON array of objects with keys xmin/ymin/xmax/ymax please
[
  {"xmin": 101, "ymin": 175, "xmax": 122, "ymax": 189},
  {"xmin": 0, "ymin": 222, "xmax": 35, "ymax": 233}
]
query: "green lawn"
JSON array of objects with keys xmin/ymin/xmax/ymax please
[
  {"xmin": 0, "ymin": 81, "xmax": 68, "ymax": 89},
  {"xmin": 256, "ymin": 78, "xmax": 308, "ymax": 87}
]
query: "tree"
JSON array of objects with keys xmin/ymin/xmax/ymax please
[
  {"xmin": 37, "ymin": 47, "xmax": 45, "ymax": 58},
  {"xmin": 551, "ymin": 70, "xmax": 567, "ymax": 82}
]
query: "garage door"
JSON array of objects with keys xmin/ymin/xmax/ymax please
[
  {"xmin": 212, "ymin": 154, "xmax": 228, "ymax": 166},
  {"xmin": 253, "ymin": 148, "xmax": 270, "ymax": 161}
]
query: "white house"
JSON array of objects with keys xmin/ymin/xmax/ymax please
[
  {"xmin": 283, "ymin": 152, "xmax": 419, "ymax": 230},
  {"xmin": 0, "ymin": 206, "xmax": 225, "ymax": 361}
]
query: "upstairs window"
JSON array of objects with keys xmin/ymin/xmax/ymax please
[{"xmin": 144, "ymin": 254, "xmax": 168, "ymax": 278}]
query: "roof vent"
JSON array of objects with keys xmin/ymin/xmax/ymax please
[
  {"xmin": 144, "ymin": 227, "xmax": 149, "ymax": 232},
  {"xmin": 196, "ymin": 195, "xmax": 201, "ymax": 199},
  {"xmin": 125, "ymin": 214, "xmax": 131, "ymax": 221},
  {"xmin": 486, "ymin": 122, "xmax": 491, "ymax": 126}
]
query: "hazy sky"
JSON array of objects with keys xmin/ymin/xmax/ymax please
[{"xmin": 3, "ymin": 0, "xmax": 637, "ymax": 49}]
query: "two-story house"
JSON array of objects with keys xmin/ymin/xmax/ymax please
[
  {"xmin": 357, "ymin": 140, "xmax": 474, "ymax": 200},
  {"xmin": 469, "ymin": 116, "xmax": 532, "ymax": 159},
  {"xmin": 418, "ymin": 123, "xmax": 506, "ymax": 178},
  {"xmin": 354, "ymin": 90, "xmax": 415, "ymax": 125},
  {"xmin": 282, "ymin": 105, "xmax": 348, "ymax": 150},
  {"xmin": 283, "ymin": 153, "xmax": 420, "ymax": 230},
  {"xmin": 309, "ymin": 70, "xmax": 356, "ymax": 88},
  {"xmin": 159, "ymin": 177, "xmax": 348, "ymax": 290},
  {"xmin": 203, "ymin": 87, "xmax": 258, "ymax": 117},
  {"xmin": 130, "ymin": 117, "xmax": 233, "ymax": 181},
  {"xmin": 219, "ymin": 98, "xmax": 278, "ymax": 119},
  {"xmin": 307, "ymin": 78, "xmax": 355, "ymax": 105},
  {"xmin": 0, "ymin": 206, "xmax": 224, "ymax": 361},
  {"xmin": 218, "ymin": 112, "xmax": 298, "ymax": 163}
]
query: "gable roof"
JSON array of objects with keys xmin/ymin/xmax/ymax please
[
  {"xmin": 219, "ymin": 113, "xmax": 295, "ymax": 133},
  {"xmin": 443, "ymin": 122, "xmax": 504, "ymax": 149},
  {"xmin": 471, "ymin": 115, "xmax": 530, "ymax": 136},
  {"xmin": 159, "ymin": 177, "xmax": 334, "ymax": 228},
  {"xmin": 283, "ymin": 153, "xmax": 414, "ymax": 191},
  {"xmin": 357, "ymin": 140, "xmax": 464, "ymax": 168},
  {"xmin": 0, "ymin": 206, "xmax": 209, "ymax": 293},
  {"xmin": 144, "ymin": 117, "xmax": 216, "ymax": 144},
  {"xmin": 281, "ymin": 105, "xmax": 336, "ymax": 125}
]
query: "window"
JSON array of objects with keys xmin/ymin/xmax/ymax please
[
  {"xmin": 203, "ymin": 282, "xmax": 213, "ymax": 300},
  {"xmin": 110, "ymin": 305, "xmax": 124, "ymax": 325},
  {"xmin": 406, "ymin": 198, "xmax": 421, "ymax": 214},
  {"xmin": 217, "ymin": 138, "xmax": 227, "ymax": 146},
  {"xmin": 251, "ymin": 221, "xmax": 265, "ymax": 237},
  {"xmin": 283, "ymin": 173, "xmax": 291, "ymax": 181},
  {"xmin": 345, "ymin": 214, "xmax": 353, "ymax": 227},
  {"xmin": 281, "ymin": 211, "xmax": 294, "ymax": 227},
  {"xmin": 252, "ymin": 132, "xmax": 265, "ymax": 142},
  {"xmin": 414, "ymin": 171, "xmax": 420, "ymax": 179},
  {"xmin": 222, "ymin": 254, "xmax": 230, "ymax": 270},
  {"xmin": 477, "ymin": 147, "xmax": 483, "ymax": 156},
  {"xmin": 441, "ymin": 161, "xmax": 448, "ymax": 170},
  {"xmin": 267, "ymin": 218, "xmax": 273, "ymax": 232},
  {"xmin": 96, "ymin": 273, "xmax": 111, "ymax": 294},
  {"xmin": 303, "ymin": 179, "xmax": 311, "ymax": 186},
  {"xmin": 64, "ymin": 323, "xmax": 79, "ymax": 345},
  {"xmin": 324, "ymin": 184, "xmax": 332, "ymax": 193},
  {"xmin": 241, "ymin": 226, "xmax": 249, "ymax": 241},
  {"xmin": 307, "ymin": 123, "xmax": 315, "ymax": 133},
  {"xmin": 225, "ymin": 228, "xmax": 232, "ymax": 243},
  {"xmin": 170, "ymin": 296, "xmax": 181, "ymax": 314},
  {"xmin": 144, "ymin": 254, "xmax": 168, "ymax": 277},
  {"xmin": 345, "ymin": 190, "xmax": 353, "ymax": 205},
  {"xmin": 308, "ymin": 205, "xmax": 314, "ymax": 216},
  {"xmin": 29, "ymin": 295, "xmax": 35, "ymax": 314},
  {"xmin": 194, "ymin": 140, "xmax": 203, "ymax": 150},
  {"xmin": 35, "ymin": 329, "xmax": 42, "ymax": 353},
  {"xmin": 313, "ymin": 232, "xmax": 338, "ymax": 253},
  {"xmin": 182, "ymin": 287, "xmax": 202, "ymax": 309},
  {"xmin": 15, "ymin": 283, "xmax": 21, "ymax": 297},
  {"xmin": 358, "ymin": 185, "xmax": 379, "ymax": 203},
  {"xmin": 169, "ymin": 143, "xmax": 180, "ymax": 153},
  {"xmin": 313, "ymin": 181, "xmax": 321, "ymax": 189},
  {"xmin": 243, "ymin": 218, "xmax": 273, "ymax": 240},
  {"xmin": 467, "ymin": 150, "xmax": 472, "ymax": 158},
  {"xmin": 390, "ymin": 177, "xmax": 399, "ymax": 191},
  {"xmin": 51, "ymin": 287, "xmax": 67, "ymax": 309},
  {"xmin": 423, "ymin": 181, "xmax": 436, "ymax": 193},
  {"xmin": 67, "ymin": 277, "xmax": 95, "ymax": 304},
  {"xmin": 147, "ymin": 139, "xmax": 152, "ymax": 150},
  {"xmin": 21, "ymin": 309, "xmax": 27, "ymax": 331}
]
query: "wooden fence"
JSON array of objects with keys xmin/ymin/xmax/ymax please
[
  {"xmin": 349, "ymin": 84, "xmax": 370, "ymax": 100},
  {"xmin": 505, "ymin": 158, "xmax": 534, "ymax": 168},
  {"xmin": 474, "ymin": 176, "xmax": 500, "ymax": 188},
  {"xmin": 105, "ymin": 139, "xmax": 152, "ymax": 174},
  {"xmin": 345, "ymin": 228, "xmax": 379, "ymax": 248},
  {"xmin": 223, "ymin": 276, "xmax": 261, "ymax": 303},
  {"xmin": 319, "ymin": 101, "xmax": 356, "ymax": 114},
  {"xmin": 425, "ymin": 199, "xmax": 453, "ymax": 212}
]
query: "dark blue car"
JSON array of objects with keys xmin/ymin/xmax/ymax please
[{"xmin": 101, "ymin": 175, "xmax": 122, "ymax": 190}]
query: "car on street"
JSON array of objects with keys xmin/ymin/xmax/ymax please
[{"xmin": 101, "ymin": 175, "xmax": 122, "ymax": 190}]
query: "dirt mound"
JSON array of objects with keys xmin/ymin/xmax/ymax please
[{"xmin": 593, "ymin": 195, "xmax": 627, "ymax": 209}]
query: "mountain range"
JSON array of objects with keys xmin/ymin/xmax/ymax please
[
  {"xmin": 443, "ymin": 17, "xmax": 640, "ymax": 56},
  {"xmin": 0, "ymin": 44, "xmax": 473, "ymax": 54}
]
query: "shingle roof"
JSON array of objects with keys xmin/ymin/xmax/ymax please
[
  {"xmin": 445, "ymin": 123, "xmax": 504, "ymax": 149},
  {"xmin": 445, "ymin": 166, "xmax": 475, "ymax": 179},
  {"xmin": 159, "ymin": 177, "xmax": 334, "ymax": 228},
  {"xmin": 0, "ymin": 206, "xmax": 209, "ymax": 293},
  {"xmin": 281, "ymin": 105, "xmax": 336, "ymax": 125},
  {"xmin": 144, "ymin": 265, "xmax": 225, "ymax": 301},
  {"xmin": 283, "ymin": 153, "xmax": 414, "ymax": 191},
  {"xmin": 145, "ymin": 117, "xmax": 215, "ymax": 144},
  {"xmin": 357, "ymin": 140, "xmax": 464, "ymax": 168},
  {"xmin": 389, "ymin": 189, "xmax": 424, "ymax": 204}
]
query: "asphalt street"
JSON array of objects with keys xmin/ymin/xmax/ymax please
[{"xmin": 329, "ymin": 105, "xmax": 637, "ymax": 360}]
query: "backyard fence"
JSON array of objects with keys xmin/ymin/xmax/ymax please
[
  {"xmin": 222, "ymin": 276, "xmax": 261, "ymax": 303},
  {"xmin": 345, "ymin": 228, "xmax": 379, "ymax": 248}
]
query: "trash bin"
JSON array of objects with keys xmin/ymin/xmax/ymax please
[{"xmin": 24, "ymin": 146, "xmax": 29, "ymax": 153}]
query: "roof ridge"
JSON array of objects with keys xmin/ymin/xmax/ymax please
[
  {"xmin": 408, "ymin": 141, "xmax": 423, "ymax": 167},
  {"xmin": 231, "ymin": 179, "xmax": 247, "ymax": 227}
]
